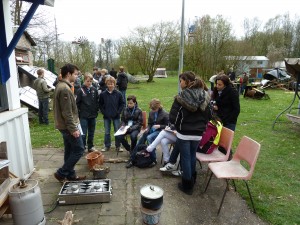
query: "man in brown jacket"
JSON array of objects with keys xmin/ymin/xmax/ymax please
[{"xmin": 53, "ymin": 63, "xmax": 86, "ymax": 182}]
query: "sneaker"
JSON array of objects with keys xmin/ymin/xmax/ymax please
[
  {"xmin": 172, "ymin": 170, "xmax": 183, "ymax": 176},
  {"xmin": 159, "ymin": 162, "xmax": 176, "ymax": 172},
  {"xmin": 101, "ymin": 147, "xmax": 110, "ymax": 152},
  {"xmin": 116, "ymin": 147, "xmax": 124, "ymax": 152},
  {"xmin": 88, "ymin": 147, "xmax": 96, "ymax": 152},
  {"xmin": 126, "ymin": 161, "xmax": 133, "ymax": 168}
]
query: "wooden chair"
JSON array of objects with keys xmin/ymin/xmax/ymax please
[{"xmin": 204, "ymin": 136, "xmax": 261, "ymax": 215}]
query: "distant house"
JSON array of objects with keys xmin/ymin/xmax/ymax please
[
  {"xmin": 15, "ymin": 31, "xmax": 36, "ymax": 66},
  {"xmin": 15, "ymin": 31, "xmax": 36, "ymax": 88},
  {"xmin": 225, "ymin": 56, "xmax": 269, "ymax": 78}
]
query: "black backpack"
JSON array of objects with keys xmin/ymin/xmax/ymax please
[{"xmin": 132, "ymin": 145, "xmax": 153, "ymax": 168}]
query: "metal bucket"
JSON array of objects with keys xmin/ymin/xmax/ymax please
[
  {"xmin": 140, "ymin": 206, "xmax": 163, "ymax": 225},
  {"xmin": 8, "ymin": 179, "xmax": 46, "ymax": 225},
  {"xmin": 92, "ymin": 165, "xmax": 110, "ymax": 179}
]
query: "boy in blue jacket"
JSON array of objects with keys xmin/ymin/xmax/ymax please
[{"xmin": 99, "ymin": 76, "xmax": 124, "ymax": 152}]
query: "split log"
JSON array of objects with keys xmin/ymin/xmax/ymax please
[
  {"xmin": 104, "ymin": 158, "xmax": 128, "ymax": 163},
  {"xmin": 57, "ymin": 211, "xmax": 79, "ymax": 225}
]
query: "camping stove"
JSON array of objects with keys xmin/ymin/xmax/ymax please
[{"xmin": 58, "ymin": 179, "xmax": 112, "ymax": 205}]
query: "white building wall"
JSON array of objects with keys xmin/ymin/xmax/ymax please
[{"xmin": 0, "ymin": 0, "xmax": 34, "ymax": 179}]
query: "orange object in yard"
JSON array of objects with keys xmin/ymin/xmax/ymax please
[{"xmin": 86, "ymin": 151, "xmax": 104, "ymax": 170}]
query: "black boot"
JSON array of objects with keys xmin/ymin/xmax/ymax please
[{"xmin": 178, "ymin": 178, "xmax": 194, "ymax": 195}]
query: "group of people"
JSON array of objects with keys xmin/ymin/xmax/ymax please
[{"xmin": 49, "ymin": 63, "xmax": 240, "ymax": 196}]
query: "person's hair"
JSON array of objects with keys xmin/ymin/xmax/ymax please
[
  {"xmin": 149, "ymin": 98, "xmax": 162, "ymax": 110},
  {"xmin": 179, "ymin": 71, "xmax": 207, "ymax": 90},
  {"xmin": 60, "ymin": 63, "xmax": 79, "ymax": 78},
  {"xmin": 105, "ymin": 76, "xmax": 116, "ymax": 85},
  {"xmin": 84, "ymin": 72, "xmax": 93, "ymax": 81},
  {"xmin": 215, "ymin": 74, "xmax": 231, "ymax": 86},
  {"xmin": 127, "ymin": 95, "xmax": 137, "ymax": 103},
  {"xmin": 93, "ymin": 67, "xmax": 98, "ymax": 71},
  {"xmin": 119, "ymin": 66, "xmax": 124, "ymax": 72},
  {"xmin": 100, "ymin": 68, "xmax": 107, "ymax": 74},
  {"xmin": 37, "ymin": 69, "xmax": 44, "ymax": 76}
]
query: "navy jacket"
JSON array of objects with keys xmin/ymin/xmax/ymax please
[
  {"xmin": 76, "ymin": 85, "xmax": 99, "ymax": 119},
  {"xmin": 99, "ymin": 89, "xmax": 124, "ymax": 119},
  {"xmin": 116, "ymin": 72, "xmax": 128, "ymax": 90}
]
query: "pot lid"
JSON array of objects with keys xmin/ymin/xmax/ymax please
[
  {"xmin": 9, "ymin": 179, "xmax": 38, "ymax": 194},
  {"xmin": 140, "ymin": 184, "xmax": 164, "ymax": 199}
]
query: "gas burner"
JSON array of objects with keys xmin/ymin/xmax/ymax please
[{"xmin": 58, "ymin": 179, "xmax": 112, "ymax": 205}]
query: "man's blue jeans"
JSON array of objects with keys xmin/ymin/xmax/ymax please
[
  {"xmin": 104, "ymin": 118, "xmax": 120, "ymax": 148},
  {"xmin": 119, "ymin": 90, "xmax": 126, "ymax": 105},
  {"xmin": 57, "ymin": 130, "xmax": 85, "ymax": 179},
  {"xmin": 80, "ymin": 117, "xmax": 96, "ymax": 150},
  {"xmin": 177, "ymin": 138, "xmax": 198, "ymax": 181},
  {"xmin": 38, "ymin": 98, "xmax": 49, "ymax": 124}
]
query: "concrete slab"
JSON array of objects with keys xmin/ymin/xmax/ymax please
[{"xmin": 0, "ymin": 148, "xmax": 268, "ymax": 225}]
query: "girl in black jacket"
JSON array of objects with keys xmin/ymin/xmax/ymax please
[{"xmin": 169, "ymin": 71, "xmax": 210, "ymax": 195}]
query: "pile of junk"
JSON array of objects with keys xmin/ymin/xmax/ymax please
[{"xmin": 244, "ymin": 68, "xmax": 292, "ymax": 100}]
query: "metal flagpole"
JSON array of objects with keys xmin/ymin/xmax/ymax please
[{"xmin": 178, "ymin": 0, "xmax": 185, "ymax": 93}]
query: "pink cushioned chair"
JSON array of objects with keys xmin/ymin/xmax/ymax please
[{"xmin": 204, "ymin": 136, "xmax": 261, "ymax": 215}]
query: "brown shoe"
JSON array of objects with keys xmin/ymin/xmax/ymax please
[
  {"xmin": 67, "ymin": 175, "xmax": 86, "ymax": 181},
  {"xmin": 54, "ymin": 172, "xmax": 65, "ymax": 183}
]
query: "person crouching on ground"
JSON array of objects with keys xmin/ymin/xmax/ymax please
[
  {"xmin": 76, "ymin": 73, "xmax": 99, "ymax": 152},
  {"xmin": 53, "ymin": 63, "xmax": 86, "ymax": 182},
  {"xmin": 169, "ymin": 71, "xmax": 210, "ymax": 195},
  {"xmin": 99, "ymin": 76, "xmax": 124, "ymax": 152},
  {"xmin": 118, "ymin": 95, "xmax": 143, "ymax": 152}
]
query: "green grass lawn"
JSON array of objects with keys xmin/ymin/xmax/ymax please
[{"xmin": 29, "ymin": 76, "xmax": 300, "ymax": 225}]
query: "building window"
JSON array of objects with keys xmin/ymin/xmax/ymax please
[
  {"xmin": 15, "ymin": 52, "xmax": 29, "ymax": 63},
  {"xmin": 257, "ymin": 61, "xmax": 263, "ymax": 65}
]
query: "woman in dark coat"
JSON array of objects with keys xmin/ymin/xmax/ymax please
[
  {"xmin": 212, "ymin": 74, "xmax": 240, "ymax": 131},
  {"xmin": 169, "ymin": 71, "xmax": 210, "ymax": 195}
]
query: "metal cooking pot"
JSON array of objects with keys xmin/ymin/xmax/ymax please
[
  {"xmin": 93, "ymin": 166, "xmax": 110, "ymax": 179},
  {"xmin": 140, "ymin": 184, "xmax": 164, "ymax": 210}
]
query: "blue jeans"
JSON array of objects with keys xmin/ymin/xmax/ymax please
[
  {"xmin": 118, "ymin": 129, "xmax": 140, "ymax": 151},
  {"xmin": 38, "ymin": 98, "xmax": 49, "ymax": 124},
  {"xmin": 224, "ymin": 123, "xmax": 236, "ymax": 131},
  {"xmin": 119, "ymin": 90, "xmax": 126, "ymax": 105},
  {"xmin": 177, "ymin": 138, "xmax": 198, "ymax": 181},
  {"xmin": 169, "ymin": 142, "xmax": 180, "ymax": 164},
  {"xmin": 57, "ymin": 130, "xmax": 85, "ymax": 179},
  {"xmin": 80, "ymin": 117, "xmax": 96, "ymax": 150},
  {"xmin": 104, "ymin": 118, "xmax": 120, "ymax": 148}
]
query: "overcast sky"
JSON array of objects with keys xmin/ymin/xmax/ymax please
[{"xmin": 48, "ymin": 0, "xmax": 299, "ymax": 43}]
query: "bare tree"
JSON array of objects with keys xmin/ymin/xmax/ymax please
[{"xmin": 119, "ymin": 21, "xmax": 179, "ymax": 82}]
